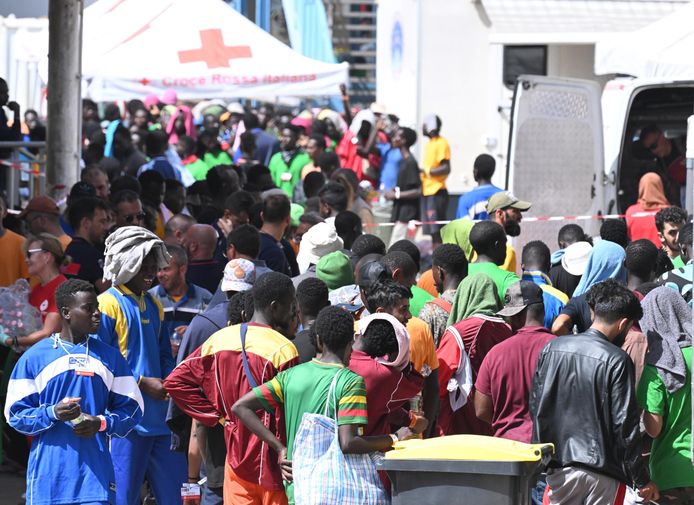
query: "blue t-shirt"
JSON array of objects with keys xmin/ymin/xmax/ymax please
[
  {"xmin": 456, "ymin": 184, "xmax": 503, "ymax": 220},
  {"xmin": 378, "ymin": 143, "xmax": 403, "ymax": 191}
]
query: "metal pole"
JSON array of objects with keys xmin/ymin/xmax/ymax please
[{"xmin": 46, "ymin": 0, "xmax": 83, "ymax": 201}]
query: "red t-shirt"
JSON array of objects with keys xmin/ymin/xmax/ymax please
[
  {"xmin": 348, "ymin": 349, "xmax": 423, "ymax": 436},
  {"xmin": 475, "ymin": 326, "xmax": 555, "ymax": 443},
  {"xmin": 29, "ymin": 275, "xmax": 67, "ymax": 322},
  {"xmin": 436, "ymin": 315, "xmax": 513, "ymax": 436},
  {"xmin": 625, "ymin": 203, "xmax": 663, "ymax": 248}
]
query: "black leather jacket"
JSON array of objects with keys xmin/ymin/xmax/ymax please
[{"xmin": 529, "ymin": 328, "xmax": 649, "ymax": 487}]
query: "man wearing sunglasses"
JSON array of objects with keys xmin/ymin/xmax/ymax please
[
  {"xmin": 639, "ymin": 124, "xmax": 686, "ymax": 206},
  {"xmin": 111, "ymin": 189, "xmax": 146, "ymax": 229}
]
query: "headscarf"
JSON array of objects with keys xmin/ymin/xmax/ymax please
[
  {"xmin": 440, "ymin": 219, "xmax": 475, "ymax": 261},
  {"xmin": 448, "ymin": 273, "xmax": 500, "ymax": 325},
  {"xmin": 637, "ymin": 172, "xmax": 669, "ymax": 211},
  {"xmin": 572, "ymin": 239, "xmax": 627, "ymax": 297},
  {"xmin": 166, "ymin": 105, "xmax": 196, "ymax": 145},
  {"xmin": 357, "ymin": 313, "xmax": 410, "ymax": 372},
  {"xmin": 641, "ymin": 286, "xmax": 693, "ymax": 393},
  {"xmin": 103, "ymin": 226, "xmax": 171, "ymax": 286}
]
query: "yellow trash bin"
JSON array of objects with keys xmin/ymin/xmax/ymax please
[{"xmin": 379, "ymin": 435, "xmax": 553, "ymax": 505}]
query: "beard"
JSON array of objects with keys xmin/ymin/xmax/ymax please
[{"xmin": 504, "ymin": 219, "xmax": 521, "ymax": 237}]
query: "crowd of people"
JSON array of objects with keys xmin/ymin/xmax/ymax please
[{"xmin": 0, "ymin": 79, "xmax": 693, "ymax": 505}]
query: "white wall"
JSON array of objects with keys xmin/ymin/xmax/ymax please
[{"xmin": 417, "ymin": 0, "xmax": 496, "ymax": 194}]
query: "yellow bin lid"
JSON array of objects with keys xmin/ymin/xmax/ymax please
[{"xmin": 386, "ymin": 435, "xmax": 554, "ymax": 462}]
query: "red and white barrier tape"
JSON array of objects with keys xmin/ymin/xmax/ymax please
[{"xmin": 362, "ymin": 212, "xmax": 656, "ymax": 228}]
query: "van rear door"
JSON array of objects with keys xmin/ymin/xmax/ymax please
[{"xmin": 506, "ymin": 76, "xmax": 605, "ymax": 255}]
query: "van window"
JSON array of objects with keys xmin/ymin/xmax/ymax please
[
  {"xmin": 503, "ymin": 46, "xmax": 547, "ymax": 89},
  {"xmin": 617, "ymin": 86, "xmax": 694, "ymax": 213}
]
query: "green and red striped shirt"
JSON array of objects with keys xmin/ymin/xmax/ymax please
[{"xmin": 254, "ymin": 359, "xmax": 368, "ymax": 461}]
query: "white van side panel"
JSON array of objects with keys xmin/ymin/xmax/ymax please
[{"xmin": 507, "ymin": 76, "xmax": 605, "ymax": 267}]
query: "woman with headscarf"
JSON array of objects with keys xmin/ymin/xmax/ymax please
[
  {"xmin": 436, "ymin": 273, "xmax": 512, "ymax": 435},
  {"xmin": 348, "ymin": 313, "xmax": 425, "ymax": 437},
  {"xmin": 166, "ymin": 105, "xmax": 196, "ymax": 145},
  {"xmin": 552, "ymin": 239, "xmax": 627, "ymax": 335},
  {"xmin": 637, "ymin": 287, "xmax": 694, "ymax": 499},
  {"xmin": 626, "ymin": 172, "xmax": 670, "ymax": 247}
]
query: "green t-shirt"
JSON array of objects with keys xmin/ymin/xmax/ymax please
[
  {"xmin": 468, "ymin": 262, "xmax": 520, "ymax": 300},
  {"xmin": 410, "ymin": 285, "xmax": 434, "ymax": 318},
  {"xmin": 672, "ymin": 255, "xmax": 686, "ymax": 269},
  {"xmin": 203, "ymin": 151, "xmax": 233, "ymax": 169},
  {"xmin": 254, "ymin": 360, "xmax": 368, "ymax": 504},
  {"xmin": 268, "ymin": 151, "xmax": 311, "ymax": 197},
  {"xmin": 185, "ymin": 158, "xmax": 211, "ymax": 181},
  {"xmin": 637, "ymin": 346, "xmax": 694, "ymax": 490}
]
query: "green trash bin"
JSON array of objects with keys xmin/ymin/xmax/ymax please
[{"xmin": 379, "ymin": 434, "xmax": 553, "ymax": 505}]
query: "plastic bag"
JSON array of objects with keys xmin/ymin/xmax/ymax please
[
  {"xmin": 293, "ymin": 371, "xmax": 389, "ymax": 505},
  {"xmin": 0, "ymin": 279, "xmax": 43, "ymax": 350}
]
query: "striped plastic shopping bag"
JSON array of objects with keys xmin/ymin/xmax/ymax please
[{"xmin": 293, "ymin": 371, "xmax": 389, "ymax": 505}]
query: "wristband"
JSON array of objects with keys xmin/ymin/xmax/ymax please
[
  {"xmin": 389, "ymin": 433, "xmax": 398, "ymax": 446},
  {"xmin": 12, "ymin": 336, "xmax": 18, "ymax": 347},
  {"xmin": 188, "ymin": 476, "xmax": 199, "ymax": 483},
  {"xmin": 98, "ymin": 415, "xmax": 107, "ymax": 432},
  {"xmin": 394, "ymin": 187, "xmax": 401, "ymax": 199}
]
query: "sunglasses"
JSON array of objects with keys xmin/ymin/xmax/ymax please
[
  {"xmin": 26, "ymin": 248, "xmax": 45, "ymax": 258},
  {"xmin": 123, "ymin": 212, "xmax": 146, "ymax": 224}
]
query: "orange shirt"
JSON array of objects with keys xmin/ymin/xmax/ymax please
[
  {"xmin": 407, "ymin": 316, "xmax": 439, "ymax": 377},
  {"xmin": 0, "ymin": 229, "xmax": 29, "ymax": 287},
  {"xmin": 417, "ymin": 269, "xmax": 439, "ymax": 298}
]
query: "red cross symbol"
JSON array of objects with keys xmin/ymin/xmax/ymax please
[
  {"xmin": 178, "ymin": 29, "xmax": 252, "ymax": 69},
  {"xmin": 139, "ymin": 77, "xmax": 150, "ymax": 86}
]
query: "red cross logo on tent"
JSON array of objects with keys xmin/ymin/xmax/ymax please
[{"xmin": 178, "ymin": 29, "xmax": 252, "ymax": 69}]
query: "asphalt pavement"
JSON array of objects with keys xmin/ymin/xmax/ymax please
[{"xmin": 0, "ymin": 469, "xmax": 25, "ymax": 505}]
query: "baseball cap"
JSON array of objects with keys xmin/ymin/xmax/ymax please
[
  {"xmin": 561, "ymin": 241, "xmax": 593, "ymax": 276},
  {"xmin": 69, "ymin": 181, "xmax": 97, "ymax": 201},
  {"xmin": 316, "ymin": 251, "xmax": 354, "ymax": 291},
  {"xmin": 221, "ymin": 259, "xmax": 255, "ymax": 293},
  {"xmin": 497, "ymin": 281, "xmax": 544, "ymax": 317},
  {"xmin": 356, "ymin": 260, "xmax": 391, "ymax": 290},
  {"xmin": 18, "ymin": 196, "xmax": 60, "ymax": 219},
  {"xmin": 486, "ymin": 191, "xmax": 532, "ymax": 214}
]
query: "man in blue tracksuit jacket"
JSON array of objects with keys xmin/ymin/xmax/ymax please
[
  {"xmin": 97, "ymin": 226, "xmax": 187, "ymax": 505},
  {"xmin": 6, "ymin": 279, "xmax": 143, "ymax": 505}
]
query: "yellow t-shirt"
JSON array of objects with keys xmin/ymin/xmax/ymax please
[{"xmin": 421, "ymin": 136, "xmax": 451, "ymax": 196}]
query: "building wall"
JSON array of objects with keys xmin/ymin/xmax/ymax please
[{"xmin": 417, "ymin": 0, "xmax": 495, "ymax": 193}]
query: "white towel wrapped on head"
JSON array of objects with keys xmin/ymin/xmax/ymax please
[{"xmin": 103, "ymin": 226, "xmax": 171, "ymax": 286}]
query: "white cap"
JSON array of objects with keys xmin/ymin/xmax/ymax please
[{"xmin": 221, "ymin": 259, "xmax": 255, "ymax": 292}]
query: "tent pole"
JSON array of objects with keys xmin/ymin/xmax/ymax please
[{"xmin": 46, "ymin": 0, "xmax": 83, "ymax": 201}]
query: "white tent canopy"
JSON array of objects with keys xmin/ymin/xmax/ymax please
[
  {"xmin": 81, "ymin": 0, "xmax": 349, "ymax": 101},
  {"xmin": 594, "ymin": 1, "xmax": 694, "ymax": 79}
]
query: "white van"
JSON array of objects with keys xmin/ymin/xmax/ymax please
[{"xmin": 506, "ymin": 75, "xmax": 693, "ymax": 250}]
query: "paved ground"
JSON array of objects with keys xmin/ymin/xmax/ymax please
[{"xmin": 0, "ymin": 471, "xmax": 25, "ymax": 505}]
